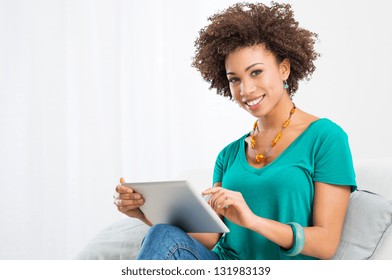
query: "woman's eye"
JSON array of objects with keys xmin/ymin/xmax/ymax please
[
  {"xmin": 251, "ymin": 69, "xmax": 263, "ymax": 76},
  {"xmin": 228, "ymin": 77, "xmax": 239, "ymax": 83}
]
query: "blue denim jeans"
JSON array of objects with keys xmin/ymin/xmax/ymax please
[{"xmin": 136, "ymin": 224, "xmax": 220, "ymax": 260}]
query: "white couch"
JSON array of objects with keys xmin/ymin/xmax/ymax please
[{"xmin": 77, "ymin": 158, "xmax": 392, "ymax": 260}]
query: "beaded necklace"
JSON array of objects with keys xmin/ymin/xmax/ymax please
[{"xmin": 250, "ymin": 103, "xmax": 296, "ymax": 163}]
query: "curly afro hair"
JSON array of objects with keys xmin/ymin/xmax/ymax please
[{"xmin": 192, "ymin": 2, "xmax": 320, "ymax": 99}]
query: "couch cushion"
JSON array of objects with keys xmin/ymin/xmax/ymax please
[
  {"xmin": 371, "ymin": 223, "xmax": 392, "ymax": 259},
  {"xmin": 332, "ymin": 190, "xmax": 392, "ymax": 259},
  {"xmin": 76, "ymin": 218, "xmax": 149, "ymax": 260}
]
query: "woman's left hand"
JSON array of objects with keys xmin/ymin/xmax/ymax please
[{"xmin": 202, "ymin": 186, "xmax": 256, "ymax": 229}]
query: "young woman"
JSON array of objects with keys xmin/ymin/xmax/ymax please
[{"xmin": 114, "ymin": 2, "xmax": 356, "ymax": 260}]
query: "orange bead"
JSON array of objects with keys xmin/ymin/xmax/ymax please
[
  {"xmin": 256, "ymin": 154, "xmax": 265, "ymax": 163},
  {"xmin": 249, "ymin": 104, "xmax": 295, "ymax": 163},
  {"xmin": 272, "ymin": 132, "xmax": 282, "ymax": 146},
  {"xmin": 250, "ymin": 138, "xmax": 255, "ymax": 149},
  {"xmin": 283, "ymin": 119, "xmax": 290, "ymax": 128}
]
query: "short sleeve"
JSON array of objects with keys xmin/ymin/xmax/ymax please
[
  {"xmin": 213, "ymin": 149, "xmax": 225, "ymax": 185},
  {"xmin": 313, "ymin": 125, "xmax": 357, "ymax": 191},
  {"xmin": 212, "ymin": 134, "xmax": 247, "ymax": 185}
]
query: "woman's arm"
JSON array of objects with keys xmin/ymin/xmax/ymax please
[
  {"xmin": 305, "ymin": 182, "xmax": 351, "ymax": 258},
  {"xmin": 204, "ymin": 181, "xmax": 351, "ymax": 259},
  {"xmin": 248, "ymin": 182, "xmax": 351, "ymax": 259},
  {"xmin": 188, "ymin": 232, "xmax": 222, "ymax": 250}
]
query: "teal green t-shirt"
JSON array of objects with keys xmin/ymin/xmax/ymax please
[{"xmin": 212, "ymin": 118, "xmax": 357, "ymax": 260}]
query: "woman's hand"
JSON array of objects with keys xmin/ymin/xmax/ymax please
[
  {"xmin": 114, "ymin": 177, "xmax": 152, "ymax": 226},
  {"xmin": 202, "ymin": 185, "xmax": 256, "ymax": 229}
]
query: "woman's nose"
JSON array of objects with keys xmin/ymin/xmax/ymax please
[{"xmin": 240, "ymin": 79, "xmax": 256, "ymax": 97}]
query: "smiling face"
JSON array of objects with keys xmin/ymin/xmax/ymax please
[{"xmin": 225, "ymin": 44, "xmax": 291, "ymax": 118}]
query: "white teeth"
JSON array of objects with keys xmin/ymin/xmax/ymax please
[{"xmin": 246, "ymin": 96, "xmax": 264, "ymax": 106}]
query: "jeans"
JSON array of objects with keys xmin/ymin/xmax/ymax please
[{"xmin": 136, "ymin": 224, "xmax": 220, "ymax": 260}]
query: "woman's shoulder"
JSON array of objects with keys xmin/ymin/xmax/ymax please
[
  {"xmin": 301, "ymin": 118, "xmax": 351, "ymax": 152},
  {"xmin": 309, "ymin": 118, "xmax": 347, "ymax": 135},
  {"xmin": 296, "ymin": 109, "xmax": 347, "ymax": 135}
]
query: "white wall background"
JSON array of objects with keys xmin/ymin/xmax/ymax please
[{"xmin": 0, "ymin": 0, "xmax": 391, "ymax": 259}]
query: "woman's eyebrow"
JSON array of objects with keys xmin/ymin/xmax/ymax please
[
  {"xmin": 226, "ymin": 62, "xmax": 264, "ymax": 75},
  {"xmin": 245, "ymin": 62, "xmax": 264, "ymax": 71}
]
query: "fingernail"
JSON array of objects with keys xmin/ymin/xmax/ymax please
[{"xmin": 203, "ymin": 194, "xmax": 211, "ymax": 202}]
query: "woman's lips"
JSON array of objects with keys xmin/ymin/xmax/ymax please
[{"xmin": 244, "ymin": 95, "xmax": 265, "ymax": 110}]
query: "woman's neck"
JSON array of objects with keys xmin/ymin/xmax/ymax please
[{"xmin": 258, "ymin": 96, "xmax": 295, "ymax": 131}]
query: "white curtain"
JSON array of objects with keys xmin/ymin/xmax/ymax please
[
  {"xmin": 0, "ymin": 0, "xmax": 249, "ymax": 260},
  {"xmin": 1, "ymin": 0, "xmax": 391, "ymax": 259}
]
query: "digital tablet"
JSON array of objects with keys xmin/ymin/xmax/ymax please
[{"xmin": 122, "ymin": 180, "xmax": 229, "ymax": 233}]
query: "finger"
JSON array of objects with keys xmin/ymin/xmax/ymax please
[
  {"xmin": 214, "ymin": 192, "xmax": 229, "ymax": 210},
  {"xmin": 115, "ymin": 193, "xmax": 142, "ymax": 200},
  {"xmin": 203, "ymin": 186, "xmax": 224, "ymax": 195},
  {"xmin": 210, "ymin": 190, "xmax": 227, "ymax": 210},
  {"xmin": 202, "ymin": 193, "xmax": 211, "ymax": 202},
  {"xmin": 117, "ymin": 177, "xmax": 131, "ymax": 192},
  {"xmin": 113, "ymin": 193, "xmax": 138, "ymax": 200},
  {"xmin": 202, "ymin": 182, "xmax": 222, "ymax": 195},
  {"xmin": 219, "ymin": 195, "xmax": 239, "ymax": 209},
  {"xmin": 114, "ymin": 198, "xmax": 144, "ymax": 207},
  {"xmin": 209, "ymin": 192, "xmax": 219, "ymax": 209},
  {"xmin": 202, "ymin": 187, "xmax": 213, "ymax": 195},
  {"xmin": 117, "ymin": 205, "xmax": 140, "ymax": 212},
  {"xmin": 116, "ymin": 184, "xmax": 134, "ymax": 194},
  {"xmin": 217, "ymin": 195, "xmax": 230, "ymax": 209}
]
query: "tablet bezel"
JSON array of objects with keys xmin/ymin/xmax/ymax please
[{"xmin": 123, "ymin": 180, "xmax": 229, "ymax": 233}]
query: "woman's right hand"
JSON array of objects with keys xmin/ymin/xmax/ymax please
[{"xmin": 114, "ymin": 177, "xmax": 152, "ymax": 226}]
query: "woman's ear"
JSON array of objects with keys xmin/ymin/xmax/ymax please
[{"xmin": 280, "ymin": 58, "xmax": 291, "ymax": 80}]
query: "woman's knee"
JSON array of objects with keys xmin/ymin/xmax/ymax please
[
  {"xmin": 137, "ymin": 224, "xmax": 189, "ymax": 260},
  {"xmin": 138, "ymin": 224, "xmax": 218, "ymax": 260},
  {"xmin": 143, "ymin": 224, "xmax": 185, "ymax": 244},
  {"xmin": 147, "ymin": 224, "xmax": 183, "ymax": 237}
]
